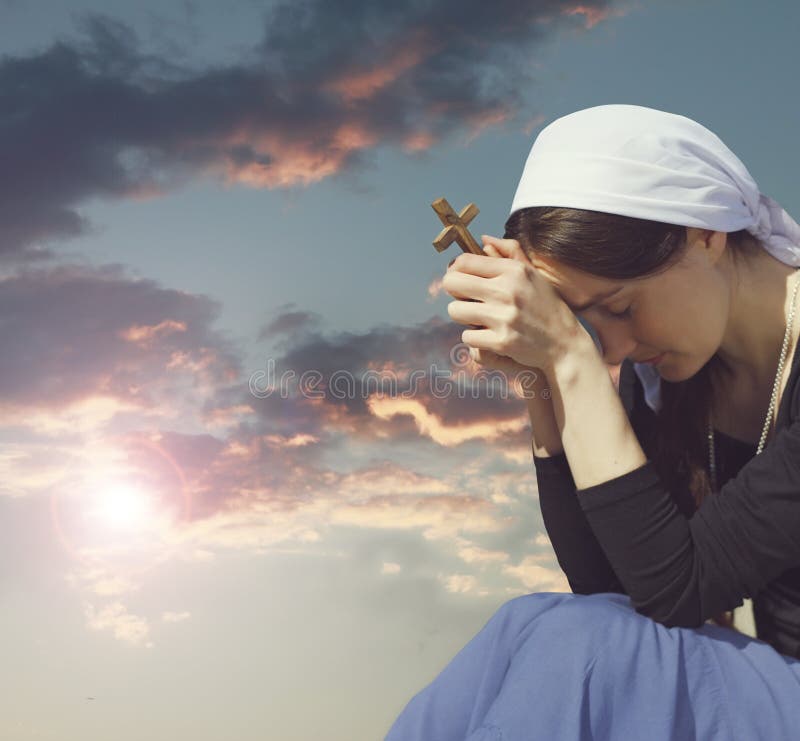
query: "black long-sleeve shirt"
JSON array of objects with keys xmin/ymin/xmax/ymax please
[{"xmin": 533, "ymin": 349, "xmax": 800, "ymax": 659}]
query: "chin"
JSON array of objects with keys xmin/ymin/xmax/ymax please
[{"xmin": 661, "ymin": 354, "xmax": 705, "ymax": 383}]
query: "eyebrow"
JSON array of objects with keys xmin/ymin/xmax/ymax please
[{"xmin": 566, "ymin": 285, "xmax": 624, "ymax": 312}]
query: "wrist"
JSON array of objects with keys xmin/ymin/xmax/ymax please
[
  {"xmin": 518, "ymin": 366, "xmax": 552, "ymax": 404},
  {"xmin": 544, "ymin": 335, "xmax": 598, "ymax": 389}
]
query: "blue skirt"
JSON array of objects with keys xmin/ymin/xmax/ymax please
[{"xmin": 384, "ymin": 591, "xmax": 800, "ymax": 740}]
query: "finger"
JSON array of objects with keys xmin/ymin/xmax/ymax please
[
  {"xmin": 442, "ymin": 270, "xmax": 500, "ymax": 302},
  {"xmin": 447, "ymin": 298, "xmax": 495, "ymax": 327},
  {"xmin": 481, "ymin": 243, "xmax": 502, "ymax": 258},
  {"xmin": 481, "ymin": 235, "xmax": 533, "ymax": 265},
  {"xmin": 470, "ymin": 347, "xmax": 519, "ymax": 373},
  {"xmin": 461, "ymin": 327, "xmax": 500, "ymax": 353},
  {"xmin": 470, "ymin": 347, "xmax": 505, "ymax": 367},
  {"xmin": 482, "ymin": 234, "xmax": 520, "ymax": 250},
  {"xmin": 447, "ymin": 253, "xmax": 511, "ymax": 278}
]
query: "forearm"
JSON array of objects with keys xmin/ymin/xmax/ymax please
[
  {"xmin": 545, "ymin": 339, "xmax": 648, "ymax": 491},
  {"xmin": 524, "ymin": 369, "xmax": 564, "ymax": 458},
  {"xmin": 528, "ymin": 366, "xmax": 627, "ymax": 596}
]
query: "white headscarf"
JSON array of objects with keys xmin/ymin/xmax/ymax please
[{"xmin": 508, "ymin": 103, "xmax": 800, "ymax": 413}]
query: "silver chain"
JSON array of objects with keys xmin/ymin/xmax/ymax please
[{"xmin": 708, "ymin": 269, "xmax": 800, "ymax": 493}]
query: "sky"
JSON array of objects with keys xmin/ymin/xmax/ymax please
[{"xmin": 0, "ymin": 1, "xmax": 798, "ymax": 739}]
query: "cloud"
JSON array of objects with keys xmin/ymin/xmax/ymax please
[
  {"xmin": 0, "ymin": 258, "xmax": 566, "ymax": 611},
  {"xmin": 502, "ymin": 553, "xmax": 570, "ymax": 592},
  {"xmin": 256, "ymin": 305, "xmax": 322, "ymax": 340},
  {"xmin": 0, "ymin": 262, "xmax": 242, "ymax": 418},
  {"xmin": 0, "ymin": 261, "xmax": 540, "ymax": 525},
  {"xmin": 85, "ymin": 601, "xmax": 153, "ymax": 647},
  {"xmin": 0, "ymin": 0, "xmax": 626, "ymax": 260},
  {"xmin": 65, "ymin": 564, "xmax": 141, "ymax": 597},
  {"xmin": 162, "ymin": 610, "xmax": 191, "ymax": 623}
]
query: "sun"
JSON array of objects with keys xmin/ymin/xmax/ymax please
[{"xmin": 87, "ymin": 483, "xmax": 154, "ymax": 530}]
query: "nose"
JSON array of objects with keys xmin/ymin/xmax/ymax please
[{"xmin": 580, "ymin": 318, "xmax": 637, "ymax": 367}]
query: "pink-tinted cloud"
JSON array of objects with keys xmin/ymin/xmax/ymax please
[
  {"xmin": 0, "ymin": 0, "xmax": 627, "ymax": 261},
  {"xmin": 322, "ymin": 27, "xmax": 437, "ymax": 103},
  {"xmin": 1, "ymin": 260, "xmax": 585, "ymax": 620},
  {"xmin": 562, "ymin": 3, "xmax": 632, "ymax": 29}
]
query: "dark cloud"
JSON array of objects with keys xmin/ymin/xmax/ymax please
[
  {"xmin": 135, "ymin": 308, "xmax": 539, "ymax": 518},
  {"xmin": 242, "ymin": 312, "xmax": 536, "ymax": 444},
  {"xmin": 0, "ymin": 256, "xmax": 528, "ymax": 442},
  {"xmin": 182, "ymin": 310, "xmax": 540, "ymax": 514},
  {"xmin": 0, "ymin": 0, "xmax": 621, "ymax": 261},
  {"xmin": 257, "ymin": 305, "xmax": 322, "ymax": 340},
  {"xmin": 0, "ymin": 261, "xmax": 242, "ymax": 408},
  {"xmin": 0, "ymin": 258, "xmax": 536, "ymax": 517}
]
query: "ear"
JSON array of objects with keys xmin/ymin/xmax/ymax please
[{"xmin": 705, "ymin": 230, "xmax": 729, "ymax": 265}]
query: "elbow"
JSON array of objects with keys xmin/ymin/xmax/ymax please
[
  {"xmin": 631, "ymin": 595, "xmax": 704, "ymax": 629},
  {"xmin": 650, "ymin": 611, "xmax": 705, "ymax": 630},
  {"xmin": 627, "ymin": 559, "xmax": 704, "ymax": 628}
]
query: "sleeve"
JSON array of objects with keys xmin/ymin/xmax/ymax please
[
  {"xmin": 576, "ymin": 399, "xmax": 800, "ymax": 628},
  {"xmin": 534, "ymin": 452, "xmax": 627, "ymax": 595},
  {"xmin": 533, "ymin": 359, "xmax": 650, "ymax": 596}
]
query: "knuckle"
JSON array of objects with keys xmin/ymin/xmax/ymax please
[
  {"xmin": 488, "ymin": 280, "xmax": 510, "ymax": 304},
  {"xmin": 496, "ymin": 279, "xmax": 522, "ymax": 310},
  {"xmin": 497, "ymin": 327, "xmax": 513, "ymax": 348},
  {"xmin": 504, "ymin": 304, "xmax": 521, "ymax": 324}
]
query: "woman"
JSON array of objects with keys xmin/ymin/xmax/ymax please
[{"xmin": 384, "ymin": 105, "xmax": 800, "ymax": 740}]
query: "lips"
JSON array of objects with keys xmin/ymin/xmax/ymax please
[{"xmin": 638, "ymin": 353, "xmax": 664, "ymax": 364}]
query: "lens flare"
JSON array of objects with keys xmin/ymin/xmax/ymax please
[{"xmin": 87, "ymin": 483, "xmax": 154, "ymax": 530}]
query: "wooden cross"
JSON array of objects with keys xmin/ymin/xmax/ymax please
[{"xmin": 431, "ymin": 197, "xmax": 484, "ymax": 255}]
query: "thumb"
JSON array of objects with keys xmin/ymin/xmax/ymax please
[{"xmin": 470, "ymin": 346, "xmax": 523, "ymax": 373}]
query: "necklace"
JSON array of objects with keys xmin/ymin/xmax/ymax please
[{"xmin": 708, "ymin": 269, "xmax": 800, "ymax": 493}]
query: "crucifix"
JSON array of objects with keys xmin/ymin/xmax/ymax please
[
  {"xmin": 430, "ymin": 197, "xmax": 484, "ymax": 255},
  {"xmin": 431, "ymin": 196, "xmax": 487, "ymax": 332}
]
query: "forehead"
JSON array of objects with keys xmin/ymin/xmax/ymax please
[{"xmin": 530, "ymin": 255, "xmax": 623, "ymax": 302}]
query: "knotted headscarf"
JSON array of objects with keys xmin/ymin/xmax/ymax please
[{"xmin": 508, "ymin": 103, "xmax": 800, "ymax": 413}]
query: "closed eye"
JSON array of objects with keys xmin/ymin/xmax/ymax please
[{"xmin": 604, "ymin": 304, "xmax": 632, "ymax": 319}]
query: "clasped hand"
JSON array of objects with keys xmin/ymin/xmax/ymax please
[{"xmin": 441, "ymin": 236, "xmax": 585, "ymax": 372}]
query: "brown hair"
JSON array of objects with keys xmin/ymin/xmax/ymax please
[{"xmin": 504, "ymin": 206, "xmax": 763, "ymax": 631}]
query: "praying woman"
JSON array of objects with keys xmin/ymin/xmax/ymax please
[{"xmin": 385, "ymin": 104, "xmax": 800, "ymax": 741}]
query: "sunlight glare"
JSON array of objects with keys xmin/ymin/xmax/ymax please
[{"xmin": 88, "ymin": 483, "xmax": 154, "ymax": 530}]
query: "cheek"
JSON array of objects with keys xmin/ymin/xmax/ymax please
[
  {"xmin": 636, "ymin": 303, "xmax": 670, "ymax": 334},
  {"xmin": 636, "ymin": 302, "xmax": 695, "ymax": 352}
]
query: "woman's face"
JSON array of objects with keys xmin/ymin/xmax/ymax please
[{"xmin": 528, "ymin": 228, "xmax": 730, "ymax": 380}]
